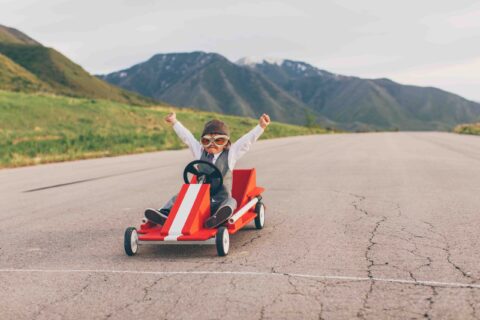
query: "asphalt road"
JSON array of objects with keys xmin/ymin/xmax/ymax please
[{"xmin": 1, "ymin": 132, "xmax": 480, "ymax": 319}]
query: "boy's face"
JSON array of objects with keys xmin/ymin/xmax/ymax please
[
  {"xmin": 201, "ymin": 134, "xmax": 229, "ymax": 154},
  {"xmin": 204, "ymin": 144, "xmax": 224, "ymax": 154}
]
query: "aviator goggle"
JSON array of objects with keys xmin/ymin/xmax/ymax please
[{"xmin": 201, "ymin": 134, "xmax": 230, "ymax": 147}]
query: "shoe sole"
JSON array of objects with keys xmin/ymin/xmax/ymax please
[
  {"xmin": 145, "ymin": 209, "xmax": 167, "ymax": 225},
  {"xmin": 205, "ymin": 206, "xmax": 233, "ymax": 229}
]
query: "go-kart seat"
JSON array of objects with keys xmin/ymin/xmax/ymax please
[{"xmin": 231, "ymin": 169, "xmax": 258, "ymax": 208}]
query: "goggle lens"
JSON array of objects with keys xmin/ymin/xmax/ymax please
[
  {"xmin": 214, "ymin": 137, "xmax": 227, "ymax": 145},
  {"xmin": 201, "ymin": 135, "xmax": 229, "ymax": 147}
]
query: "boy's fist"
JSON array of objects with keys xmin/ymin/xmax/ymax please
[
  {"xmin": 259, "ymin": 113, "xmax": 270, "ymax": 129},
  {"xmin": 165, "ymin": 112, "xmax": 177, "ymax": 125}
]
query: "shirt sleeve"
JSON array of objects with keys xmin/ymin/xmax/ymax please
[
  {"xmin": 228, "ymin": 124, "xmax": 264, "ymax": 170},
  {"xmin": 173, "ymin": 121, "xmax": 203, "ymax": 159}
]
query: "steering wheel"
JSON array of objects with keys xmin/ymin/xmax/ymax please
[{"xmin": 183, "ymin": 160, "xmax": 223, "ymax": 194}]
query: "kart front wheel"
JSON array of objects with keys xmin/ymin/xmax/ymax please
[
  {"xmin": 254, "ymin": 202, "xmax": 265, "ymax": 229},
  {"xmin": 124, "ymin": 227, "xmax": 139, "ymax": 256},
  {"xmin": 215, "ymin": 226, "xmax": 229, "ymax": 256}
]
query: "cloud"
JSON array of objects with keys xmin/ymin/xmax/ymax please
[
  {"xmin": 389, "ymin": 57, "xmax": 480, "ymax": 101},
  {"xmin": 0, "ymin": 0, "xmax": 478, "ymax": 100},
  {"xmin": 447, "ymin": 7, "xmax": 480, "ymax": 28}
]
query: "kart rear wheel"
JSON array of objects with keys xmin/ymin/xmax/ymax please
[
  {"xmin": 254, "ymin": 202, "xmax": 265, "ymax": 229},
  {"xmin": 124, "ymin": 227, "xmax": 138, "ymax": 256},
  {"xmin": 215, "ymin": 226, "xmax": 229, "ymax": 256}
]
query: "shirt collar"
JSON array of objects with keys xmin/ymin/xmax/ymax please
[{"xmin": 205, "ymin": 150, "xmax": 222, "ymax": 160}]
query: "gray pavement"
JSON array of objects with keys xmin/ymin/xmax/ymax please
[{"xmin": 0, "ymin": 132, "xmax": 479, "ymax": 319}]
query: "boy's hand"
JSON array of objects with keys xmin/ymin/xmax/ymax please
[
  {"xmin": 165, "ymin": 112, "xmax": 177, "ymax": 125},
  {"xmin": 259, "ymin": 113, "xmax": 270, "ymax": 129}
]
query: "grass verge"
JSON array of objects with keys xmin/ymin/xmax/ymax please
[
  {"xmin": 453, "ymin": 123, "xmax": 480, "ymax": 135},
  {"xmin": 0, "ymin": 90, "xmax": 330, "ymax": 168}
]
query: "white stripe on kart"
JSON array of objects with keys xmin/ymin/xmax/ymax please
[{"xmin": 164, "ymin": 184, "xmax": 201, "ymax": 241}]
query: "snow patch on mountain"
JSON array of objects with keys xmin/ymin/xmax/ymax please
[{"xmin": 236, "ymin": 57, "xmax": 284, "ymax": 66}]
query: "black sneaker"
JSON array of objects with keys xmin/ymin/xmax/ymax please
[
  {"xmin": 159, "ymin": 208, "xmax": 171, "ymax": 216},
  {"xmin": 144, "ymin": 208, "xmax": 169, "ymax": 225},
  {"xmin": 204, "ymin": 206, "xmax": 233, "ymax": 229}
]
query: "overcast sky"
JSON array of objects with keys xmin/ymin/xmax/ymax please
[{"xmin": 1, "ymin": 0, "xmax": 479, "ymax": 101}]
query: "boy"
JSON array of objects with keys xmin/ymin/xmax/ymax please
[{"xmin": 145, "ymin": 112, "xmax": 271, "ymax": 228}]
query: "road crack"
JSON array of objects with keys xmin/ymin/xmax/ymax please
[
  {"xmin": 357, "ymin": 215, "xmax": 387, "ymax": 319},
  {"xmin": 104, "ymin": 276, "xmax": 164, "ymax": 319},
  {"xmin": 351, "ymin": 194, "xmax": 368, "ymax": 216},
  {"xmin": 423, "ymin": 286, "xmax": 438, "ymax": 319},
  {"xmin": 33, "ymin": 273, "xmax": 93, "ymax": 320}
]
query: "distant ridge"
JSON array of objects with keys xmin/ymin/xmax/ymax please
[
  {"xmin": 102, "ymin": 52, "xmax": 480, "ymax": 130},
  {"xmin": 100, "ymin": 52, "xmax": 313, "ymax": 125},
  {"xmin": 246, "ymin": 59, "xmax": 480, "ymax": 130}
]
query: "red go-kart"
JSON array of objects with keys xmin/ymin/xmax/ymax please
[{"xmin": 124, "ymin": 160, "xmax": 266, "ymax": 256}]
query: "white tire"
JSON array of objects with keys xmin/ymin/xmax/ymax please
[
  {"xmin": 216, "ymin": 227, "xmax": 230, "ymax": 256},
  {"xmin": 254, "ymin": 202, "xmax": 265, "ymax": 229},
  {"xmin": 124, "ymin": 227, "xmax": 138, "ymax": 256}
]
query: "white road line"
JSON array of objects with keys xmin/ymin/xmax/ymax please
[{"xmin": 0, "ymin": 269, "xmax": 479, "ymax": 289}]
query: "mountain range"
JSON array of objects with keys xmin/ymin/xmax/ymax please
[
  {"xmin": 1, "ymin": 23, "xmax": 479, "ymax": 131},
  {"xmin": 0, "ymin": 24, "xmax": 150, "ymax": 105},
  {"xmin": 101, "ymin": 52, "xmax": 480, "ymax": 131}
]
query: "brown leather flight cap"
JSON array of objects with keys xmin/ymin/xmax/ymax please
[{"xmin": 202, "ymin": 119, "xmax": 230, "ymax": 137}]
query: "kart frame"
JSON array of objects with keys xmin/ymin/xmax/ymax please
[{"xmin": 124, "ymin": 168, "xmax": 265, "ymax": 256}]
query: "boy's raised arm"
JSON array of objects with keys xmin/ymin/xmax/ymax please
[
  {"xmin": 228, "ymin": 114, "xmax": 270, "ymax": 169},
  {"xmin": 165, "ymin": 112, "xmax": 202, "ymax": 159}
]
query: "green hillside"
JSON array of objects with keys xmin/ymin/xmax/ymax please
[
  {"xmin": 454, "ymin": 123, "xmax": 480, "ymax": 135},
  {"xmin": 0, "ymin": 24, "xmax": 153, "ymax": 105},
  {"xmin": 0, "ymin": 90, "xmax": 328, "ymax": 168},
  {"xmin": 0, "ymin": 43, "xmax": 150, "ymax": 105},
  {"xmin": 0, "ymin": 25, "xmax": 40, "ymax": 45},
  {"xmin": 0, "ymin": 53, "xmax": 50, "ymax": 92}
]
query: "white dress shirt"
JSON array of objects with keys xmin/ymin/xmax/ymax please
[{"xmin": 173, "ymin": 121, "xmax": 264, "ymax": 170}]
